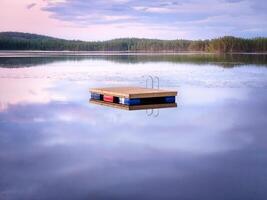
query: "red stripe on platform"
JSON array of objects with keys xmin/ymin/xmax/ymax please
[{"xmin": 104, "ymin": 95, "xmax": 114, "ymax": 102}]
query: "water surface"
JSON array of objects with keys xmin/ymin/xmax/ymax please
[{"xmin": 0, "ymin": 53, "xmax": 267, "ymax": 200}]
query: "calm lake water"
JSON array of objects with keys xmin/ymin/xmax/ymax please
[{"xmin": 0, "ymin": 53, "xmax": 267, "ymax": 200}]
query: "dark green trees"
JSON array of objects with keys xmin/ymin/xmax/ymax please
[{"xmin": 0, "ymin": 32, "xmax": 266, "ymax": 53}]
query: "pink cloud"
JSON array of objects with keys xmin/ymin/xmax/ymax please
[{"xmin": 26, "ymin": 3, "xmax": 37, "ymax": 9}]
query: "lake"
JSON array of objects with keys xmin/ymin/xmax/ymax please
[{"xmin": 0, "ymin": 53, "xmax": 267, "ymax": 200}]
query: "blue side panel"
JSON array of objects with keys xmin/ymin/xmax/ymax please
[
  {"xmin": 129, "ymin": 99, "xmax": 141, "ymax": 106},
  {"xmin": 127, "ymin": 98, "xmax": 141, "ymax": 105},
  {"xmin": 164, "ymin": 96, "xmax": 175, "ymax": 103},
  {"xmin": 119, "ymin": 98, "xmax": 141, "ymax": 105},
  {"xmin": 91, "ymin": 93, "xmax": 101, "ymax": 100}
]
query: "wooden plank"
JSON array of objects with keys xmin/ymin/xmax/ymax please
[
  {"xmin": 90, "ymin": 87, "xmax": 177, "ymax": 98},
  {"xmin": 90, "ymin": 99, "xmax": 177, "ymax": 110}
]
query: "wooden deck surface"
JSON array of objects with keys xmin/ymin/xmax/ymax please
[
  {"xmin": 90, "ymin": 87, "xmax": 177, "ymax": 98},
  {"xmin": 90, "ymin": 99, "xmax": 177, "ymax": 110}
]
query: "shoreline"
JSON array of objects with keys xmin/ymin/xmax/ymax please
[{"xmin": 0, "ymin": 51, "xmax": 267, "ymax": 58}]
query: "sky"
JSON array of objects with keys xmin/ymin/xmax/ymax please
[{"xmin": 0, "ymin": 0, "xmax": 266, "ymax": 41}]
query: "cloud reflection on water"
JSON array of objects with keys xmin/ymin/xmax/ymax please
[
  {"xmin": 1, "ymin": 84, "xmax": 267, "ymax": 199},
  {"xmin": 0, "ymin": 55, "xmax": 267, "ymax": 199}
]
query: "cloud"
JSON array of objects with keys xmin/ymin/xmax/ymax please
[
  {"xmin": 26, "ymin": 3, "xmax": 37, "ymax": 10},
  {"xmin": 39, "ymin": 0, "xmax": 267, "ymax": 39},
  {"xmin": 133, "ymin": 6, "xmax": 177, "ymax": 13},
  {"xmin": 1, "ymin": 0, "xmax": 266, "ymax": 39}
]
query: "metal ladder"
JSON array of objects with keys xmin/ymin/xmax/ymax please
[{"xmin": 142, "ymin": 75, "xmax": 160, "ymax": 117}]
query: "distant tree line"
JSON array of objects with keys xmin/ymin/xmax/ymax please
[{"xmin": 0, "ymin": 32, "xmax": 266, "ymax": 53}]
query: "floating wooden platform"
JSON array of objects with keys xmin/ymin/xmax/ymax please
[
  {"xmin": 90, "ymin": 87, "xmax": 177, "ymax": 99},
  {"xmin": 90, "ymin": 99, "xmax": 177, "ymax": 111},
  {"xmin": 89, "ymin": 86, "xmax": 177, "ymax": 110}
]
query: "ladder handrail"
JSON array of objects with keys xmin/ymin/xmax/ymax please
[
  {"xmin": 146, "ymin": 109, "xmax": 154, "ymax": 116},
  {"xmin": 142, "ymin": 75, "xmax": 159, "ymax": 89},
  {"xmin": 154, "ymin": 76, "xmax": 159, "ymax": 89},
  {"xmin": 153, "ymin": 109, "xmax": 159, "ymax": 117},
  {"xmin": 142, "ymin": 75, "xmax": 161, "ymax": 118},
  {"xmin": 146, "ymin": 75, "xmax": 154, "ymax": 88}
]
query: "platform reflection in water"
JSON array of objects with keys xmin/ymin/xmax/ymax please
[{"xmin": 89, "ymin": 99, "xmax": 177, "ymax": 111}]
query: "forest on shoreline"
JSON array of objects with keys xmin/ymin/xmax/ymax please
[{"xmin": 0, "ymin": 32, "xmax": 266, "ymax": 53}]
